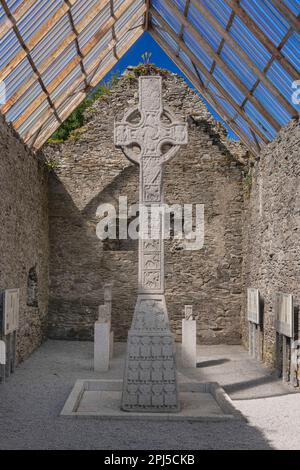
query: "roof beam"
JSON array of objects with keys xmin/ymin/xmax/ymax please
[
  {"xmin": 1, "ymin": 0, "xmax": 61, "ymax": 125},
  {"xmin": 0, "ymin": 0, "xmax": 106, "ymax": 81},
  {"xmin": 225, "ymin": 0, "xmax": 299, "ymax": 80},
  {"xmin": 190, "ymin": 0, "xmax": 298, "ymax": 117},
  {"xmin": 12, "ymin": 1, "xmax": 145, "ymax": 130},
  {"xmin": 1, "ymin": 0, "xmax": 137, "ymax": 113},
  {"xmin": 271, "ymin": 0, "xmax": 300, "ymax": 34},
  {"xmin": 144, "ymin": 0, "xmax": 151, "ymax": 31},
  {"xmin": 175, "ymin": 0, "xmax": 191, "ymax": 57},
  {"xmin": 23, "ymin": 10, "xmax": 145, "ymax": 143},
  {"xmin": 151, "ymin": 8, "xmax": 270, "ymax": 144},
  {"xmin": 32, "ymin": 26, "xmax": 144, "ymax": 149},
  {"xmin": 205, "ymin": 9, "xmax": 236, "ymax": 88},
  {"xmin": 0, "ymin": 0, "xmax": 37, "ymax": 40},
  {"xmin": 162, "ymin": 0, "xmax": 280, "ymax": 132},
  {"xmin": 64, "ymin": 0, "xmax": 89, "ymax": 91},
  {"xmin": 151, "ymin": 27, "xmax": 260, "ymax": 157}
]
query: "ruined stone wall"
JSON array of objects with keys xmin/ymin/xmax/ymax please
[
  {"xmin": 242, "ymin": 120, "xmax": 300, "ymax": 366},
  {"xmin": 45, "ymin": 72, "xmax": 245, "ymax": 344},
  {"xmin": 0, "ymin": 116, "xmax": 49, "ymax": 363}
]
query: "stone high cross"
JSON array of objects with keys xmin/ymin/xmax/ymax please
[{"xmin": 115, "ymin": 76, "xmax": 188, "ymax": 412}]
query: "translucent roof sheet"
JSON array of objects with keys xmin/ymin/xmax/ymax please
[{"xmin": 0, "ymin": 0, "xmax": 299, "ymax": 156}]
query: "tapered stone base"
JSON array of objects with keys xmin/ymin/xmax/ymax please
[{"xmin": 121, "ymin": 295, "xmax": 179, "ymax": 412}]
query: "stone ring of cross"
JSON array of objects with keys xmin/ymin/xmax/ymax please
[{"xmin": 114, "ymin": 105, "xmax": 188, "ymax": 166}]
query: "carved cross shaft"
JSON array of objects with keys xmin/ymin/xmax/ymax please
[{"xmin": 115, "ymin": 76, "xmax": 188, "ymax": 294}]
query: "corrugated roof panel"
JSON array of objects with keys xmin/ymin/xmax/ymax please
[
  {"xmin": 240, "ymin": 0, "xmax": 290, "ymax": 46},
  {"xmin": 283, "ymin": 0, "xmax": 300, "ymax": 15},
  {"xmin": 210, "ymin": 89, "xmax": 237, "ymax": 119},
  {"xmin": 213, "ymin": 65, "xmax": 246, "ymax": 105},
  {"xmin": 187, "ymin": 2, "xmax": 223, "ymax": 51},
  {"xmin": 114, "ymin": 0, "xmax": 144, "ymax": 34},
  {"xmin": 266, "ymin": 60, "xmax": 300, "ymax": 111},
  {"xmin": 0, "ymin": 3, "xmax": 7, "ymax": 22},
  {"xmin": 71, "ymin": 0, "xmax": 100, "ymax": 26},
  {"xmin": 6, "ymin": 80, "xmax": 42, "ymax": 123},
  {"xmin": 172, "ymin": 0, "xmax": 186, "ymax": 14},
  {"xmin": 18, "ymin": 98, "xmax": 49, "ymax": 136},
  {"xmin": 17, "ymin": 0, "xmax": 63, "ymax": 44},
  {"xmin": 30, "ymin": 14, "xmax": 72, "ymax": 69},
  {"xmin": 78, "ymin": 6, "xmax": 111, "ymax": 49},
  {"xmin": 26, "ymin": 113, "xmax": 58, "ymax": 147},
  {"xmin": 182, "ymin": 29, "xmax": 214, "ymax": 71},
  {"xmin": 201, "ymin": 0, "xmax": 232, "ymax": 29},
  {"xmin": 178, "ymin": 48, "xmax": 194, "ymax": 71},
  {"xmin": 3, "ymin": 56, "xmax": 32, "ymax": 99},
  {"xmin": 152, "ymin": 0, "xmax": 182, "ymax": 34},
  {"xmin": 151, "ymin": 20, "xmax": 179, "ymax": 55},
  {"xmin": 220, "ymin": 42, "xmax": 257, "ymax": 89},
  {"xmin": 244, "ymin": 100, "xmax": 277, "ymax": 140},
  {"xmin": 254, "ymin": 81, "xmax": 292, "ymax": 126},
  {"xmin": 41, "ymin": 42, "xmax": 78, "ymax": 87},
  {"xmin": 50, "ymin": 65, "xmax": 83, "ymax": 102},
  {"xmin": 0, "ymin": 29, "xmax": 22, "ymax": 71},
  {"xmin": 281, "ymin": 32, "xmax": 300, "ymax": 72},
  {"xmin": 235, "ymin": 114, "xmax": 256, "ymax": 142},
  {"xmin": 83, "ymin": 29, "xmax": 113, "ymax": 72},
  {"xmin": 229, "ymin": 15, "xmax": 271, "ymax": 71}
]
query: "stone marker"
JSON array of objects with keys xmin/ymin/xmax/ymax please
[
  {"xmin": 182, "ymin": 305, "xmax": 197, "ymax": 368},
  {"xmin": 0, "ymin": 339, "xmax": 6, "ymax": 383},
  {"xmin": 247, "ymin": 288, "xmax": 262, "ymax": 360},
  {"xmin": 0, "ymin": 288, "xmax": 19, "ymax": 380},
  {"xmin": 275, "ymin": 293, "xmax": 294, "ymax": 338},
  {"xmin": 94, "ymin": 283, "xmax": 114, "ymax": 372},
  {"xmin": 274, "ymin": 293, "xmax": 294, "ymax": 382},
  {"xmin": 115, "ymin": 76, "xmax": 188, "ymax": 411},
  {"xmin": 0, "ymin": 340, "xmax": 5, "ymax": 365}
]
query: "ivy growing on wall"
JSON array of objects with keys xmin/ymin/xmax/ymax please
[{"xmin": 47, "ymin": 74, "xmax": 119, "ymax": 144}]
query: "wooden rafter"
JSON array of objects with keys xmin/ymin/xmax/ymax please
[
  {"xmin": 13, "ymin": 1, "xmax": 145, "ymax": 130},
  {"xmin": 64, "ymin": 0, "xmax": 88, "ymax": 91},
  {"xmin": 151, "ymin": 8, "xmax": 270, "ymax": 144},
  {"xmin": 0, "ymin": 0, "xmax": 37, "ymax": 40},
  {"xmin": 1, "ymin": 0, "xmax": 137, "ymax": 114},
  {"xmin": 0, "ymin": 0, "xmax": 106, "ymax": 81},
  {"xmin": 144, "ymin": 0, "xmax": 151, "ymax": 31},
  {"xmin": 162, "ymin": 0, "xmax": 281, "ymax": 132},
  {"xmin": 22, "ymin": 12, "xmax": 145, "ymax": 144},
  {"xmin": 175, "ymin": 0, "xmax": 191, "ymax": 57},
  {"xmin": 271, "ymin": 0, "xmax": 300, "ymax": 34},
  {"xmin": 151, "ymin": 27, "xmax": 260, "ymax": 157},
  {"xmin": 32, "ymin": 26, "xmax": 144, "ymax": 149},
  {"xmin": 225, "ymin": 0, "xmax": 299, "ymax": 80},
  {"xmin": 205, "ymin": 9, "xmax": 236, "ymax": 89},
  {"xmin": 1, "ymin": 0, "xmax": 61, "ymax": 125},
  {"xmin": 23, "ymin": 9, "xmax": 146, "ymax": 143},
  {"xmin": 190, "ymin": 0, "xmax": 298, "ymax": 117}
]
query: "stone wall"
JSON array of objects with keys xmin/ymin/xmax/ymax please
[
  {"xmin": 242, "ymin": 120, "xmax": 300, "ymax": 366},
  {"xmin": 45, "ymin": 71, "xmax": 245, "ymax": 344},
  {"xmin": 0, "ymin": 116, "xmax": 49, "ymax": 363}
]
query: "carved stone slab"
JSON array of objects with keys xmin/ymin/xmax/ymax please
[
  {"xmin": 0, "ymin": 289, "xmax": 20, "ymax": 335},
  {"xmin": 247, "ymin": 288, "xmax": 260, "ymax": 324},
  {"xmin": 114, "ymin": 76, "xmax": 187, "ymax": 412},
  {"xmin": 275, "ymin": 293, "xmax": 294, "ymax": 338}
]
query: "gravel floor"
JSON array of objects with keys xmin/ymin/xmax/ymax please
[{"xmin": 0, "ymin": 340, "xmax": 299, "ymax": 450}]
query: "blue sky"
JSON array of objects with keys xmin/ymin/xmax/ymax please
[{"xmin": 101, "ymin": 31, "xmax": 237, "ymax": 139}]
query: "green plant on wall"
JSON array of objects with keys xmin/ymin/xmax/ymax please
[
  {"xmin": 47, "ymin": 75, "xmax": 119, "ymax": 144},
  {"xmin": 141, "ymin": 51, "xmax": 152, "ymax": 65}
]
